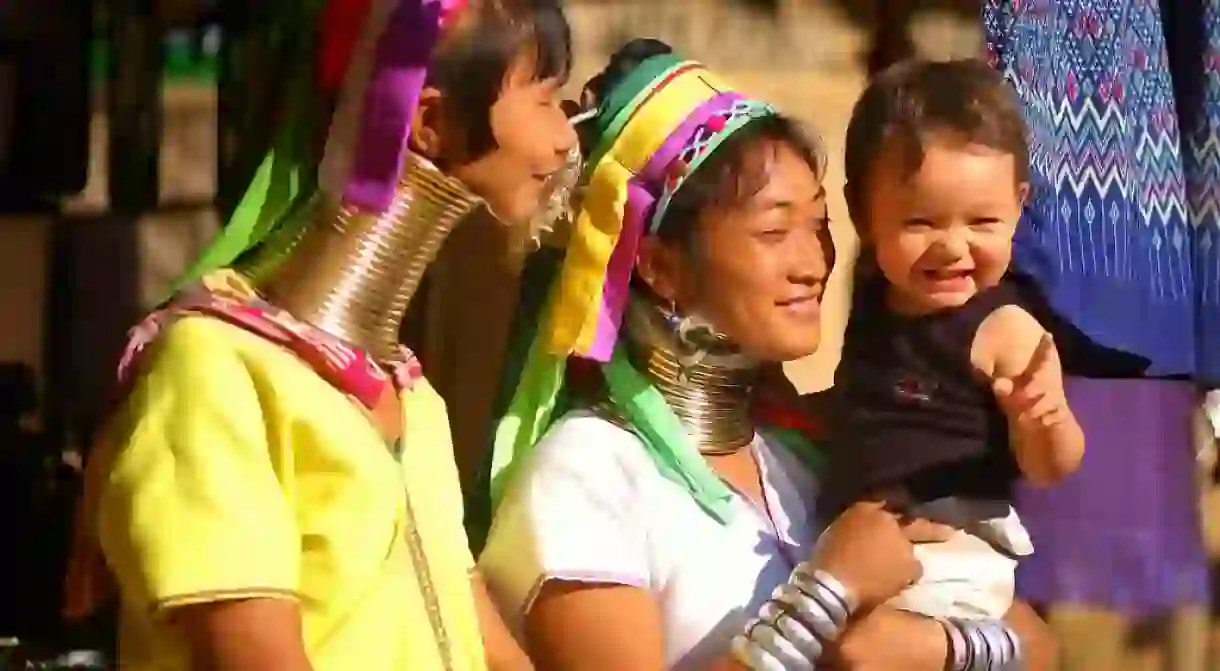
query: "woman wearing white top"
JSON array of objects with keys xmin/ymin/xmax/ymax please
[{"xmin": 477, "ymin": 39, "xmax": 1056, "ymax": 670}]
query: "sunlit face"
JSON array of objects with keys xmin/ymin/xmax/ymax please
[
  {"xmin": 641, "ymin": 141, "xmax": 834, "ymax": 362},
  {"xmin": 445, "ymin": 54, "xmax": 578, "ymax": 225},
  {"xmin": 863, "ymin": 140, "xmax": 1027, "ymax": 314}
]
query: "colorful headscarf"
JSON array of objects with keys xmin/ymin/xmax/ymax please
[
  {"xmin": 484, "ymin": 53, "xmax": 822, "ymax": 532},
  {"xmin": 170, "ymin": 0, "xmax": 468, "ymax": 296}
]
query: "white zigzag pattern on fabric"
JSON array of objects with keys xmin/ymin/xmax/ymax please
[
  {"xmin": 983, "ymin": 0, "xmax": 1220, "ymax": 377},
  {"xmin": 1019, "ymin": 92, "xmax": 1190, "ymax": 225},
  {"xmin": 1188, "ymin": 131, "xmax": 1220, "ymax": 227}
]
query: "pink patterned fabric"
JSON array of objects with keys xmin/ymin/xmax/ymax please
[{"xmin": 117, "ymin": 271, "xmax": 422, "ymax": 409}]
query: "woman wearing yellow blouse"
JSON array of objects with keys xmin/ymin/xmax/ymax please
[{"xmin": 62, "ymin": 0, "xmax": 578, "ymax": 669}]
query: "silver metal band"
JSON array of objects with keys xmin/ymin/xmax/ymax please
[
  {"xmin": 809, "ymin": 566, "xmax": 859, "ymax": 614},
  {"xmin": 771, "ymin": 581, "xmax": 841, "ymax": 642},
  {"xmin": 735, "ymin": 567, "xmax": 859, "ymax": 669},
  {"xmin": 759, "ymin": 603, "xmax": 824, "ymax": 661},
  {"xmin": 940, "ymin": 617, "xmax": 1024, "ymax": 671},
  {"xmin": 944, "ymin": 616, "xmax": 971, "ymax": 670},
  {"xmin": 749, "ymin": 621, "xmax": 816, "ymax": 670},
  {"xmin": 791, "ymin": 569, "xmax": 849, "ymax": 627},
  {"xmin": 731, "ymin": 633, "xmax": 788, "ymax": 671}
]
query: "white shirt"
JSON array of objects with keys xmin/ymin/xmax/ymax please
[{"xmin": 479, "ymin": 410, "xmax": 821, "ymax": 670}]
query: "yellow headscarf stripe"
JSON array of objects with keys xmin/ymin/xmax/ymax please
[
  {"xmin": 545, "ymin": 65, "xmax": 730, "ymax": 354},
  {"xmin": 587, "ymin": 59, "xmax": 719, "ymax": 168}
]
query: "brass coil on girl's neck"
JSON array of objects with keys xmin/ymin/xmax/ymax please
[{"xmin": 248, "ymin": 152, "xmax": 483, "ymax": 364}]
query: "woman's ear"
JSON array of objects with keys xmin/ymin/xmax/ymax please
[
  {"xmin": 410, "ymin": 86, "xmax": 445, "ymax": 159},
  {"xmin": 635, "ymin": 235, "xmax": 683, "ymax": 305}
]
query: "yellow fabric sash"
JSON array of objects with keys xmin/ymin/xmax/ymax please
[{"xmin": 544, "ymin": 63, "xmax": 730, "ymax": 355}]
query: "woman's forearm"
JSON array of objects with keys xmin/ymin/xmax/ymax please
[
  {"xmin": 727, "ymin": 606, "xmax": 950, "ymax": 670},
  {"xmin": 1004, "ymin": 601, "xmax": 1059, "ymax": 670},
  {"xmin": 471, "ymin": 573, "xmax": 535, "ymax": 671},
  {"xmin": 831, "ymin": 606, "xmax": 949, "ymax": 670},
  {"xmin": 835, "ymin": 605, "xmax": 1045, "ymax": 671}
]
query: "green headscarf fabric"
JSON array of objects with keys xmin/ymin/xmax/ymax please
[{"xmin": 466, "ymin": 246, "xmax": 570, "ymax": 551}]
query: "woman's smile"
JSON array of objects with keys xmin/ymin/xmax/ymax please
[{"xmin": 777, "ymin": 291, "xmax": 822, "ymax": 319}]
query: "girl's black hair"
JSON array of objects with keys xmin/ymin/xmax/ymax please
[
  {"xmin": 428, "ymin": 0, "xmax": 573, "ymax": 157},
  {"xmin": 581, "ymin": 38, "xmax": 825, "ymax": 250}
]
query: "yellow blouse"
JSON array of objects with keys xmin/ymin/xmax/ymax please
[{"xmin": 92, "ymin": 315, "xmax": 486, "ymax": 670}]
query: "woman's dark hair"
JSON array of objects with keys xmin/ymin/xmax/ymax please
[
  {"xmin": 428, "ymin": 0, "xmax": 572, "ymax": 157},
  {"xmin": 843, "ymin": 58, "xmax": 1029, "ymax": 226},
  {"xmin": 581, "ymin": 38, "xmax": 825, "ymax": 250},
  {"xmin": 576, "ymin": 38, "xmax": 674, "ymax": 155}
]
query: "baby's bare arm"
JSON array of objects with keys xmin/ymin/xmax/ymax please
[{"xmin": 973, "ymin": 306, "xmax": 1085, "ymax": 485}]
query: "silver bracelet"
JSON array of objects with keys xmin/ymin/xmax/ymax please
[
  {"xmin": 731, "ymin": 563, "xmax": 858, "ymax": 670},
  {"xmin": 941, "ymin": 617, "xmax": 1023, "ymax": 671},
  {"xmin": 731, "ymin": 633, "xmax": 789, "ymax": 671},
  {"xmin": 792, "ymin": 565, "xmax": 855, "ymax": 626}
]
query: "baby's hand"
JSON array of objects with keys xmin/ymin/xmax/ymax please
[{"xmin": 991, "ymin": 334, "xmax": 1068, "ymax": 429}]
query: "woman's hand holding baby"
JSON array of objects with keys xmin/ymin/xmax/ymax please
[{"xmin": 811, "ymin": 501, "xmax": 955, "ymax": 608}]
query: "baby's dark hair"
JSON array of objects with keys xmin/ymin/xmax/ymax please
[
  {"xmin": 843, "ymin": 58, "xmax": 1029, "ymax": 225},
  {"xmin": 428, "ymin": 0, "xmax": 572, "ymax": 157},
  {"xmin": 580, "ymin": 38, "xmax": 825, "ymax": 249}
]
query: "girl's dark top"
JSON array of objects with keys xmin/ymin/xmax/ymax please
[{"xmin": 824, "ymin": 277, "xmax": 1022, "ymax": 510}]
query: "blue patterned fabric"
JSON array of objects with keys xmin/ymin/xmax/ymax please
[
  {"xmin": 984, "ymin": 0, "xmax": 1220, "ymax": 381},
  {"xmin": 985, "ymin": 0, "xmax": 1215, "ymax": 614}
]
